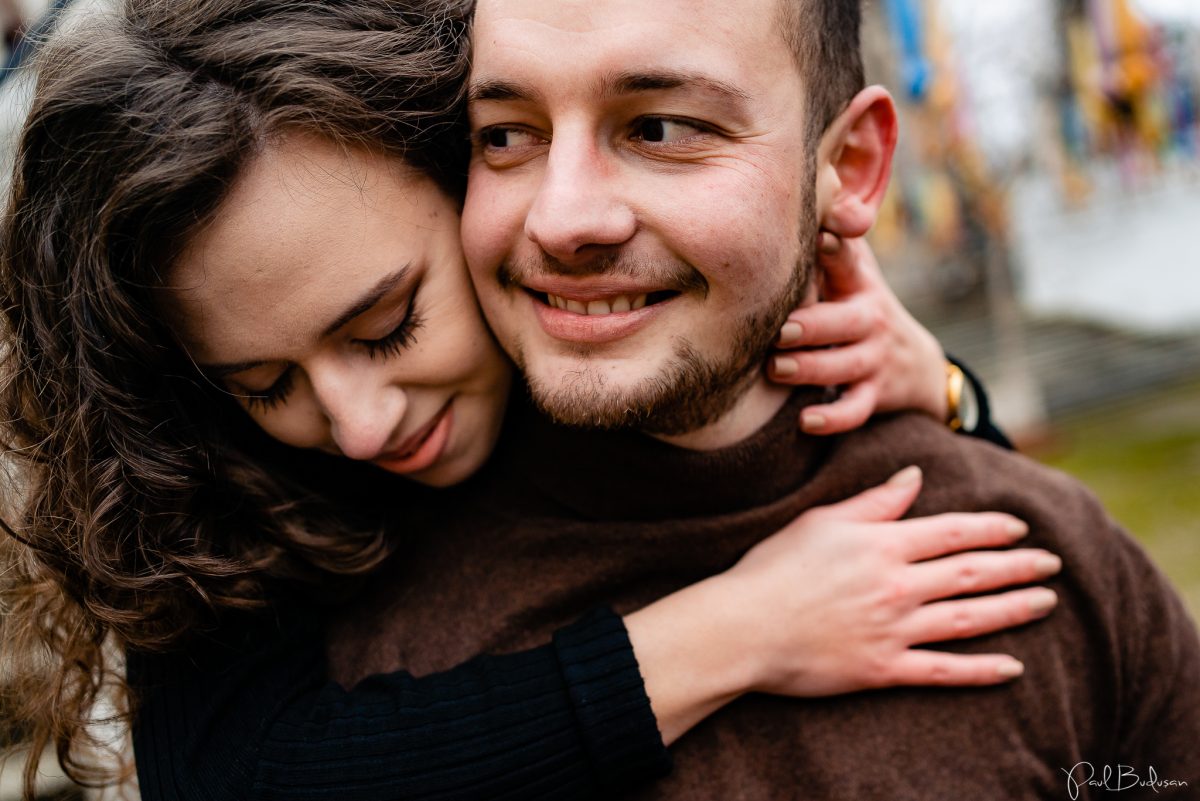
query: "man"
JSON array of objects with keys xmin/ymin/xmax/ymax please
[{"xmin": 328, "ymin": 0, "xmax": 1200, "ymax": 797}]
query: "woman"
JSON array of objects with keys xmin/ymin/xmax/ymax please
[{"xmin": 0, "ymin": 1, "xmax": 1051, "ymax": 799}]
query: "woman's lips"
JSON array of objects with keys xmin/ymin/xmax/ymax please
[{"xmin": 373, "ymin": 401, "xmax": 453, "ymax": 475}]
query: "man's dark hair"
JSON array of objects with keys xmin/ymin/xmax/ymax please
[{"xmin": 779, "ymin": 0, "xmax": 866, "ymax": 141}]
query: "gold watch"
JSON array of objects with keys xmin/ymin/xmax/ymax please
[{"xmin": 944, "ymin": 361, "xmax": 980, "ymax": 433}]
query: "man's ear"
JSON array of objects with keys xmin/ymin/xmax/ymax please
[{"xmin": 815, "ymin": 86, "xmax": 898, "ymax": 239}]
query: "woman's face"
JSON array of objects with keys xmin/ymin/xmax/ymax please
[{"xmin": 164, "ymin": 135, "xmax": 512, "ymax": 487}]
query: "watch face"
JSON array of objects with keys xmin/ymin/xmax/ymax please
[{"xmin": 960, "ymin": 376, "xmax": 981, "ymax": 433}]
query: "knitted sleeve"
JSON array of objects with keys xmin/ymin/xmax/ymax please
[
  {"xmin": 946, "ymin": 354, "xmax": 1014, "ymax": 450},
  {"xmin": 129, "ymin": 608, "xmax": 670, "ymax": 801}
]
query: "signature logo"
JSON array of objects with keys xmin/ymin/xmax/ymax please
[{"xmin": 1062, "ymin": 762, "xmax": 1190, "ymax": 799}]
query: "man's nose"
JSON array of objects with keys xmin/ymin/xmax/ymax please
[
  {"xmin": 524, "ymin": 132, "xmax": 636, "ymax": 262},
  {"xmin": 310, "ymin": 366, "xmax": 408, "ymax": 461}
]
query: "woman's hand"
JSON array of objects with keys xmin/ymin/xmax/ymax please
[
  {"xmin": 769, "ymin": 234, "xmax": 948, "ymax": 434},
  {"xmin": 626, "ymin": 467, "xmax": 1059, "ymax": 744},
  {"xmin": 719, "ymin": 466, "xmax": 1057, "ymax": 697}
]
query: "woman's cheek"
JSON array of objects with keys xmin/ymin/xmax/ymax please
[{"xmin": 252, "ymin": 401, "xmax": 329, "ymax": 451}]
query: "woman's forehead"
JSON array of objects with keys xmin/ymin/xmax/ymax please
[{"xmin": 162, "ymin": 136, "xmax": 458, "ymax": 364}]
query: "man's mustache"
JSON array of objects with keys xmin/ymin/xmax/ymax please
[{"xmin": 498, "ymin": 253, "xmax": 710, "ymax": 296}]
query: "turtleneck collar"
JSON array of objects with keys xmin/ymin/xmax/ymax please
[{"xmin": 482, "ymin": 386, "xmax": 833, "ymax": 522}]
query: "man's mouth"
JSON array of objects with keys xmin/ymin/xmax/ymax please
[
  {"xmin": 520, "ymin": 283, "xmax": 680, "ymax": 345},
  {"xmin": 531, "ymin": 290, "xmax": 678, "ymax": 316}
]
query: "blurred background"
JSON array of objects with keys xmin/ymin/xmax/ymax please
[
  {"xmin": 0, "ymin": 0, "xmax": 1197, "ymax": 797},
  {"xmin": 858, "ymin": 0, "xmax": 1200, "ymax": 623}
]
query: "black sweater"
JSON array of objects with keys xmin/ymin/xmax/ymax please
[{"xmin": 129, "ymin": 607, "xmax": 669, "ymax": 800}]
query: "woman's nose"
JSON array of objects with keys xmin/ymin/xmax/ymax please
[{"xmin": 311, "ymin": 367, "xmax": 408, "ymax": 461}]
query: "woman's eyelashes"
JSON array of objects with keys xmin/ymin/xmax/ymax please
[
  {"xmin": 355, "ymin": 304, "xmax": 425, "ymax": 360},
  {"xmin": 240, "ymin": 301, "xmax": 425, "ymax": 413},
  {"xmin": 243, "ymin": 368, "xmax": 296, "ymax": 413}
]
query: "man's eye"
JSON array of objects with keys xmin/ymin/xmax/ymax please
[
  {"xmin": 479, "ymin": 126, "xmax": 541, "ymax": 150},
  {"xmin": 632, "ymin": 117, "xmax": 705, "ymax": 144}
]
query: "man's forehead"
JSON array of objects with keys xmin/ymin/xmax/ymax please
[
  {"xmin": 470, "ymin": 0, "xmax": 794, "ymax": 92},
  {"xmin": 472, "ymin": 0, "xmax": 787, "ymax": 56},
  {"xmin": 473, "ymin": 0, "xmax": 782, "ymax": 22}
]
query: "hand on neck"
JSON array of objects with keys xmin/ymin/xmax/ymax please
[{"xmin": 653, "ymin": 375, "xmax": 794, "ymax": 452}]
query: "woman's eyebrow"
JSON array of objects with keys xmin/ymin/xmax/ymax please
[
  {"xmin": 199, "ymin": 265, "xmax": 413, "ymax": 378},
  {"xmin": 205, "ymin": 359, "xmax": 270, "ymax": 379},
  {"xmin": 320, "ymin": 264, "xmax": 412, "ymax": 337}
]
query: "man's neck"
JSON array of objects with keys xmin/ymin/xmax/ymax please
[{"xmin": 652, "ymin": 375, "xmax": 793, "ymax": 452}]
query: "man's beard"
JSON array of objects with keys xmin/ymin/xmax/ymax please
[
  {"xmin": 518, "ymin": 279, "xmax": 808, "ymax": 435},
  {"xmin": 509, "ymin": 178, "xmax": 818, "ymax": 436}
]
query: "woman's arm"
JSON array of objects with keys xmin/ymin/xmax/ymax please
[
  {"xmin": 129, "ymin": 607, "xmax": 667, "ymax": 801},
  {"xmin": 626, "ymin": 467, "xmax": 1055, "ymax": 741},
  {"xmin": 131, "ymin": 470, "xmax": 1058, "ymax": 800},
  {"xmin": 769, "ymin": 234, "xmax": 1011, "ymax": 446}
]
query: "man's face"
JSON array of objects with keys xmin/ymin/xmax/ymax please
[{"xmin": 461, "ymin": 0, "xmax": 819, "ymax": 434}]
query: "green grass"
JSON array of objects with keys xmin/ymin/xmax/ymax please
[{"xmin": 1036, "ymin": 379, "xmax": 1200, "ymax": 621}]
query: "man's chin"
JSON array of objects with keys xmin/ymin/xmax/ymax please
[
  {"xmin": 523, "ymin": 361, "xmax": 654, "ymax": 431},
  {"xmin": 523, "ymin": 345, "xmax": 759, "ymax": 436}
]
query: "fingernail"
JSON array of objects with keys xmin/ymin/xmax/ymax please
[
  {"xmin": 773, "ymin": 356, "xmax": 798, "ymax": 377},
  {"xmin": 1035, "ymin": 554, "xmax": 1063, "ymax": 577},
  {"xmin": 887, "ymin": 465, "xmax": 922, "ymax": 487},
  {"xmin": 996, "ymin": 659, "xmax": 1025, "ymax": 679},
  {"xmin": 1006, "ymin": 520, "xmax": 1030, "ymax": 538},
  {"xmin": 819, "ymin": 231, "xmax": 840, "ymax": 254},
  {"xmin": 1028, "ymin": 589, "xmax": 1058, "ymax": 614},
  {"xmin": 802, "ymin": 412, "xmax": 826, "ymax": 431},
  {"xmin": 779, "ymin": 321, "xmax": 804, "ymax": 343}
]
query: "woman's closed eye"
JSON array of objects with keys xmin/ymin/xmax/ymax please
[
  {"xmin": 240, "ymin": 305, "xmax": 424, "ymax": 414},
  {"xmin": 353, "ymin": 303, "xmax": 424, "ymax": 360},
  {"xmin": 242, "ymin": 368, "xmax": 296, "ymax": 413}
]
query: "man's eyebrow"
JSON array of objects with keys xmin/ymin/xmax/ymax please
[
  {"xmin": 468, "ymin": 79, "xmax": 543, "ymax": 104},
  {"xmin": 601, "ymin": 70, "xmax": 752, "ymax": 103},
  {"xmin": 198, "ymin": 265, "xmax": 412, "ymax": 378},
  {"xmin": 467, "ymin": 71, "xmax": 750, "ymax": 106}
]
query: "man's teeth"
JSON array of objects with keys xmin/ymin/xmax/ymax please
[{"xmin": 547, "ymin": 294, "xmax": 648, "ymax": 315}]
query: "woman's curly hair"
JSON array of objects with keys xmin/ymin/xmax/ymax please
[{"xmin": 0, "ymin": 0, "xmax": 472, "ymax": 794}]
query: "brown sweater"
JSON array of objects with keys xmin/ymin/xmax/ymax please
[{"xmin": 327, "ymin": 391, "xmax": 1200, "ymax": 800}]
